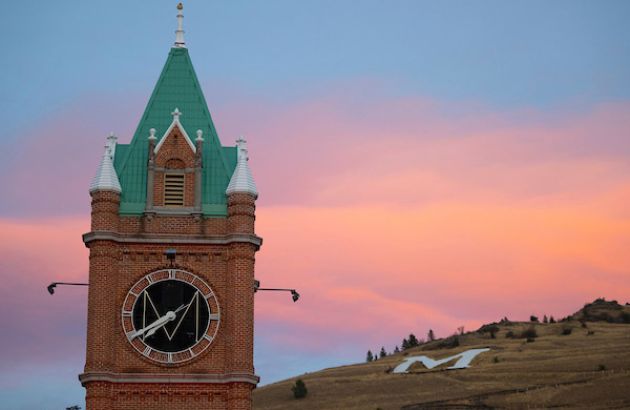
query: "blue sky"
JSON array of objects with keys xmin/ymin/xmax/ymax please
[
  {"xmin": 3, "ymin": 0, "xmax": 630, "ymax": 138},
  {"xmin": 1, "ymin": 1, "xmax": 630, "ymax": 409}
]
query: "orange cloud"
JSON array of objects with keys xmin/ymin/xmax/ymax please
[{"xmin": 2, "ymin": 89, "xmax": 629, "ymax": 360}]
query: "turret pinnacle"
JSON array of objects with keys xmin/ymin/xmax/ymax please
[
  {"xmin": 90, "ymin": 135, "xmax": 122, "ymax": 194},
  {"xmin": 226, "ymin": 137, "xmax": 258, "ymax": 198}
]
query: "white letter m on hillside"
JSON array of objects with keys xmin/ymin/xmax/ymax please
[{"xmin": 392, "ymin": 348, "xmax": 490, "ymax": 373}]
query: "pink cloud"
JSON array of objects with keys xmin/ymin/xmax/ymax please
[
  {"xmin": 0, "ymin": 217, "xmax": 89, "ymax": 369},
  {"xmin": 2, "ymin": 83, "xmax": 629, "ymax": 363}
]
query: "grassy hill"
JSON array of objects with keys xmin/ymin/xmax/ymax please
[{"xmin": 254, "ymin": 300, "xmax": 630, "ymax": 409}]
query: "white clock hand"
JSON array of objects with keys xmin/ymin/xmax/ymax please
[
  {"xmin": 130, "ymin": 310, "xmax": 177, "ymax": 340},
  {"xmin": 174, "ymin": 302, "xmax": 191, "ymax": 314},
  {"xmin": 144, "ymin": 310, "xmax": 178, "ymax": 338}
]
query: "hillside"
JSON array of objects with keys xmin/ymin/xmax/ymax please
[{"xmin": 254, "ymin": 300, "xmax": 630, "ymax": 409}]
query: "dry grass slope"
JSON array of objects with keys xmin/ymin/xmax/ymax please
[{"xmin": 254, "ymin": 302, "xmax": 630, "ymax": 409}]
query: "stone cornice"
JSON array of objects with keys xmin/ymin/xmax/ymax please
[
  {"xmin": 79, "ymin": 372, "xmax": 259, "ymax": 386},
  {"xmin": 83, "ymin": 231, "xmax": 262, "ymax": 249}
]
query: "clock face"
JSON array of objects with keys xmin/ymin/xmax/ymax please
[{"xmin": 121, "ymin": 269, "xmax": 220, "ymax": 364}]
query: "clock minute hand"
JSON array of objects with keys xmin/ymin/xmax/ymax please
[
  {"xmin": 174, "ymin": 302, "xmax": 191, "ymax": 314},
  {"xmin": 145, "ymin": 302, "xmax": 190, "ymax": 337},
  {"xmin": 130, "ymin": 311, "xmax": 177, "ymax": 340}
]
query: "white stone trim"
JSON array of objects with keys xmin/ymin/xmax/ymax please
[
  {"xmin": 82, "ymin": 231, "xmax": 263, "ymax": 248},
  {"xmin": 79, "ymin": 372, "xmax": 259, "ymax": 385},
  {"xmin": 153, "ymin": 108, "xmax": 196, "ymax": 155}
]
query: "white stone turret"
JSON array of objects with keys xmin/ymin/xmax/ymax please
[
  {"xmin": 226, "ymin": 137, "xmax": 258, "ymax": 198},
  {"xmin": 89, "ymin": 136, "xmax": 122, "ymax": 194}
]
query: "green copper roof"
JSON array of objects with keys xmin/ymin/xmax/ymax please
[{"xmin": 114, "ymin": 47, "xmax": 236, "ymax": 216}]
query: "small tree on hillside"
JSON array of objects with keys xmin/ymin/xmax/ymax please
[
  {"xmin": 408, "ymin": 333, "xmax": 420, "ymax": 347},
  {"xmin": 530, "ymin": 315, "xmax": 539, "ymax": 322},
  {"xmin": 292, "ymin": 379, "xmax": 308, "ymax": 399},
  {"xmin": 401, "ymin": 338, "xmax": 409, "ymax": 350},
  {"xmin": 394, "ymin": 345, "xmax": 400, "ymax": 353},
  {"xmin": 379, "ymin": 346, "xmax": 387, "ymax": 358},
  {"xmin": 549, "ymin": 316, "xmax": 556, "ymax": 323},
  {"xmin": 543, "ymin": 315, "xmax": 548, "ymax": 323},
  {"xmin": 366, "ymin": 350, "xmax": 373, "ymax": 362},
  {"xmin": 427, "ymin": 329, "xmax": 435, "ymax": 342},
  {"xmin": 483, "ymin": 325, "xmax": 499, "ymax": 339}
]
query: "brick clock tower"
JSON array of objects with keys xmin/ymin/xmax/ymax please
[{"xmin": 80, "ymin": 4, "xmax": 260, "ymax": 409}]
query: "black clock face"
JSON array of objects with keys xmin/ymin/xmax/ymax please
[
  {"xmin": 122, "ymin": 269, "xmax": 220, "ymax": 364},
  {"xmin": 132, "ymin": 280, "xmax": 210, "ymax": 352}
]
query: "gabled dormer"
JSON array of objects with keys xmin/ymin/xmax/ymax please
[{"xmin": 144, "ymin": 108, "xmax": 204, "ymax": 213}]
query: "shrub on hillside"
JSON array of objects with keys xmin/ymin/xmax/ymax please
[
  {"xmin": 437, "ymin": 335, "xmax": 460, "ymax": 349},
  {"xmin": 520, "ymin": 326, "xmax": 537, "ymax": 339},
  {"xmin": 561, "ymin": 326, "xmax": 573, "ymax": 335},
  {"xmin": 291, "ymin": 379, "xmax": 308, "ymax": 399},
  {"xmin": 487, "ymin": 325, "xmax": 499, "ymax": 339},
  {"xmin": 505, "ymin": 330, "xmax": 515, "ymax": 339},
  {"xmin": 530, "ymin": 315, "xmax": 539, "ymax": 322},
  {"xmin": 478, "ymin": 323, "xmax": 500, "ymax": 338}
]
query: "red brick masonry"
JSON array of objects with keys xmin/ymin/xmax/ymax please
[{"xmin": 83, "ymin": 185, "xmax": 259, "ymax": 409}]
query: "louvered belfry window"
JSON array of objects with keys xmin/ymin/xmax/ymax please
[{"xmin": 164, "ymin": 173, "xmax": 185, "ymax": 206}]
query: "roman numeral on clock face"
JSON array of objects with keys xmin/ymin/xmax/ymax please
[{"xmin": 124, "ymin": 270, "xmax": 221, "ymax": 364}]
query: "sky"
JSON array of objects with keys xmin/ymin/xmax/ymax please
[{"xmin": 1, "ymin": 1, "xmax": 630, "ymax": 408}]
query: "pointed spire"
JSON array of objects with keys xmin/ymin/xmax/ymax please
[
  {"xmin": 90, "ymin": 137, "xmax": 122, "ymax": 194},
  {"xmin": 174, "ymin": 3, "xmax": 186, "ymax": 48},
  {"xmin": 106, "ymin": 131, "xmax": 118, "ymax": 158},
  {"xmin": 226, "ymin": 137, "xmax": 258, "ymax": 198}
]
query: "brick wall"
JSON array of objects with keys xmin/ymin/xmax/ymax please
[
  {"xmin": 86, "ymin": 382, "xmax": 252, "ymax": 410},
  {"xmin": 84, "ymin": 188, "xmax": 259, "ymax": 409}
]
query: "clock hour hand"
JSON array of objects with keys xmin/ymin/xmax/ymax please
[{"xmin": 130, "ymin": 310, "xmax": 177, "ymax": 340}]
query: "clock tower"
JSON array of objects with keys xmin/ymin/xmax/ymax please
[{"xmin": 81, "ymin": 4, "xmax": 260, "ymax": 409}]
